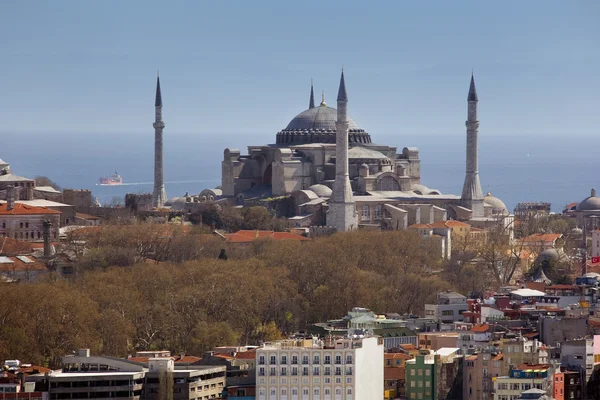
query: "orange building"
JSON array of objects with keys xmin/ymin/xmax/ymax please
[
  {"xmin": 553, "ymin": 370, "xmax": 583, "ymax": 400},
  {"xmin": 384, "ymin": 353, "xmax": 412, "ymax": 400}
]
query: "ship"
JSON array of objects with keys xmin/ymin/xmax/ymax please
[{"xmin": 99, "ymin": 171, "xmax": 123, "ymax": 185}]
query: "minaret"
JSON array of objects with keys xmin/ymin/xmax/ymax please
[
  {"xmin": 309, "ymin": 79, "xmax": 315, "ymax": 109},
  {"xmin": 461, "ymin": 72, "xmax": 484, "ymax": 218},
  {"xmin": 153, "ymin": 72, "xmax": 167, "ymax": 208},
  {"xmin": 327, "ymin": 69, "xmax": 357, "ymax": 232}
]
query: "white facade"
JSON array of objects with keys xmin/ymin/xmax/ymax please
[{"xmin": 255, "ymin": 337, "xmax": 383, "ymax": 400}]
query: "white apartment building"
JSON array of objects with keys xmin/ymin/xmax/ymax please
[{"xmin": 255, "ymin": 336, "xmax": 383, "ymax": 400}]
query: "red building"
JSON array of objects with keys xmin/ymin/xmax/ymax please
[{"xmin": 554, "ymin": 370, "xmax": 583, "ymax": 400}]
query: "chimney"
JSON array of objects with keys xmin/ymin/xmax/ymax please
[
  {"xmin": 43, "ymin": 220, "xmax": 52, "ymax": 258},
  {"xmin": 6, "ymin": 185, "xmax": 15, "ymax": 211}
]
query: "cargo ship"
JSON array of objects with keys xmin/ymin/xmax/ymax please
[{"xmin": 99, "ymin": 171, "xmax": 123, "ymax": 185}]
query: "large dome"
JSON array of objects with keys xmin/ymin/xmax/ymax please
[
  {"xmin": 285, "ymin": 105, "xmax": 361, "ymax": 131},
  {"xmin": 276, "ymin": 103, "xmax": 372, "ymax": 145},
  {"xmin": 577, "ymin": 189, "xmax": 600, "ymax": 211}
]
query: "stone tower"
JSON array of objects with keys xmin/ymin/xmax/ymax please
[
  {"xmin": 327, "ymin": 69, "xmax": 358, "ymax": 232},
  {"xmin": 153, "ymin": 73, "xmax": 167, "ymax": 208},
  {"xmin": 461, "ymin": 73, "xmax": 484, "ymax": 218}
]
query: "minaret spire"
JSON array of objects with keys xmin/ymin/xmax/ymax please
[
  {"xmin": 461, "ymin": 72, "xmax": 484, "ymax": 218},
  {"xmin": 153, "ymin": 73, "xmax": 167, "ymax": 208},
  {"xmin": 327, "ymin": 68, "xmax": 357, "ymax": 232},
  {"xmin": 309, "ymin": 79, "xmax": 315, "ymax": 109}
]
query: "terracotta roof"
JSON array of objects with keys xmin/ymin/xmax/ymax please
[
  {"xmin": 384, "ymin": 353, "xmax": 413, "ymax": 360},
  {"xmin": 466, "ymin": 355, "xmax": 478, "ymax": 361},
  {"xmin": 546, "ymin": 284, "xmax": 577, "ymax": 290},
  {"xmin": 0, "ymin": 255, "xmax": 46, "ymax": 272},
  {"xmin": 492, "ymin": 354, "xmax": 503, "ymax": 361},
  {"xmin": 519, "ymin": 233, "xmax": 562, "ymax": 245},
  {"xmin": 470, "ymin": 323, "xmax": 490, "ymax": 333},
  {"xmin": 234, "ymin": 350, "xmax": 257, "ymax": 360},
  {"xmin": 384, "ymin": 366, "xmax": 406, "ymax": 380},
  {"xmin": 213, "ymin": 354, "xmax": 234, "ymax": 360},
  {"xmin": 399, "ymin": 344, "xmax": 416, "ymax": 351},
  {"xmin": 19, "ymin": 365, "xmax": 52, "ymax": 374},
  {"xmin": 224, "ymin": 230, "xmax": 309, "ymax": 243},
  {"xmin": 0, "ymin": 203, "xmax": 60, "ymax": 215}
]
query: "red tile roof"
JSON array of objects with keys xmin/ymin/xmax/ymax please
[
  {"xmin": 384, "ymin": 366, "xmax": 406, "ymax": 380},
  {"xmin": 234, "ymin": 350, "xmax": 257, "ymax": 360},
  {"xmin": 0, "ymin": 203, "xmax": 60, "ymax": 215},
  {"xmin": 399, "ymin": 344, "xmax": 416, "ymax": 351},
  {"xmin": 0, "ymin": 256, "xmax": 46, "ymax": 272},
  {"xmin": 224, "ymin": 230, "xmax": 309, "ymax": 243},
  {"xmin": 492, "ymin": 354, "xmax": 503, "ymax": 361},
  {"xmin": 384, "ymin": 353, "xmax": 413, "ymax": 360},
  {"xmin": 518, "ymin": 233, "xmax": 562, "ymax": 245},
  {"xmin": 516, "ymin": 363, "xmax": 551, "ymax": 370},
  {"xmin": 471, "ymin": 324, "xmax": 490, "ymax": 333}
]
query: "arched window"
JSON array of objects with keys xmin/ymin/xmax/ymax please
[{"xmin": 360, "ymin": 204, "xmax": 370, "ymax": 222}]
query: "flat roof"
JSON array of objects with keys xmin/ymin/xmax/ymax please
[{"xmin": 50, "ymin": 372, "xmax": 144, "ymax": 379}]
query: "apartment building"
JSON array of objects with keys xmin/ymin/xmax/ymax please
[
  {"xmin": 493, "ymin": 364, "xmax": 554, "ymax": 400},
  {"xmin": 33, "ymin": 349, "xmax": 226, "ymax": 400},
  {"xmin": 255, "ymin": 336, "xmax": 383, "ymax": 400}
]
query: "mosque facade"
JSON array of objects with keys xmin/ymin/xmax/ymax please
[{"xmin": 195, "ymin": 71, "xmax": 513, "ymax": 234}]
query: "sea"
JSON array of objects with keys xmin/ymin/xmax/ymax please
[{"xmin": 2, "ymin": 131, "xmax": 597, "ymax": 212}]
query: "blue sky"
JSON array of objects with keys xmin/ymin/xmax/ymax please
[{"xmin": 1, "ymin": 1, "xmax": 599, "ymax": 139}]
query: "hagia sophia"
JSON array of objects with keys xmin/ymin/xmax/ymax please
[{"xmin": 189, "ymin": 71, "xmax": 515, "ymax": 237}]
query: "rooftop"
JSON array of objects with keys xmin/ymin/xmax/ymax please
[{"xmin": 0, "ymin": 202, "xmax": 61, "ymax": 216}]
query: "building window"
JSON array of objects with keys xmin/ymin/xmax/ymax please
[
  {"xmin": 270, "ymin": 355, "xmax": 276, "ymax": 365},
  {"xmin": 314, "ymin": 388, "xmax": 320, "ymax": 396},
  {"xmin": 269, "ymin": 367, "xmax": 276, "ymax": 376},
  {"xmin": 302, "ymin": 355, "xmax": 309, "ymax": 364},
  {"xmin": 324, "ymin": 355, "xmax": 330, "ymax": 364},
  {"xmin": 292, "ymin": 367, "xmax": 298, "ymax": 376},
  {"xmin": 25, "ymin": 222, "xmax": 29, "ymax": 228},
  {"xmin": 346, "ymin": 355, "xmax": 352, "ymax": 364},
  {"xmin": 335, "ymin": 355, "xmax": 342, "ymax": 364},
  {"xmin": 418, "ymin": 369, "xmax": 423, "ymax": 376},
  {"xmin": 324, "ymin": 367, "xmax": 330, "ymax": 376},
  {"xmin": 345, "ymin": 367, "xmax": 352, "ymax": 375},
  {"xmin": 281, "ymin": 367, "xmax": 287, "ymax": 376},
  {"xmin": 313, "ymin": 355, "xmax": 320, "ymax": 364},
  {"xmin": 292, "ymin": 355, "xmax": 298, "ymax": 364},
  {"xmin": 442, "ymin": 310, "xmax": 454, "ymax": 316},
  {"xmin": 259, "ymin": 368, "xmax": 265, "ymax": 376},
  {"xmin": 425, "ymin": 369, "xmax": 430, "ymax": 376},
  {"xmin": 335, "ymin": 367, "xmax": 342, "ymax": 376},
  {"xmin": 259, "ymin": 355, "xmax": 265, "ymax": 365},
  {"xmin": 411, "ymin": 381, "xmax": 415, "ymax": 388},
  {"xmin": 373, "ymin": 204, "xmax": 382, "ymax": 220},
  {"xmin": 20, "ymin": 223, "xmax": 23, "ymax": 228},
  {"xmin": 303, "ymin": 388, "xmax": 309, "ymax": 395},
  {"xmin": 361, "ymin": 204, "xmax": 370, "ymax": 221},
  {"xmin": 302, "ymin": 367, "xmax": 308, "ymax": 376},
  {"xmin": 411, "ymin": 369, "xmax": 415, "ymax": 376},
  {"xmin": 281, "ymin": 355, "xmax": 287, "ymax": 364}
]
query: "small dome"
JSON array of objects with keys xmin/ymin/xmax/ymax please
[
  {"xmin": 308, "ymin": 184, "xmax": 332, "ymax": 198},
  {"xmin": 576, "ymin": 189, "xmax": 600, "ymax": 211},
  {"xmin": 535, "ymin": 248, "xmax": 562, "ymax": 265},
  {"xmin": 360, "ymin": 163, "xmax": 369, "ymax": 169},
  {"xmin": 164, "ymin": 197, "xmax": 187, "ymax": 211},
  {"xmin": 484, "ymin": 193, "xmax": 509, "ymax": 215}
]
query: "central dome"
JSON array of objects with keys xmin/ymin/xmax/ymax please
[
  {"xmin": 285, "ymin": 105, "xmax": 361, "ymax": 131},
  {"xmin": 276, "ymin": 103, "xmax": 372, "ymax": 145}
]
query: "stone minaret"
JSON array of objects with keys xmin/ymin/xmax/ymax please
[
  {"xmin": 461, "ymin": 73, "xmax": 484, "ymax": 218},
  {"xmin": 309, "ymin": 79, "xmax": 315, "ymax": 109},
  {"xmin": 327, "ymin": 69, "xmax": 357, "ymax": 232},
  {"xmin": 153, "ymin": 73, "xmax": 167, "ymax": 208}
]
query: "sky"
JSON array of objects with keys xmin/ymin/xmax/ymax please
[{"xmin": 0, "ymin": 1, "xmax": 599, "ymax": 140}]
